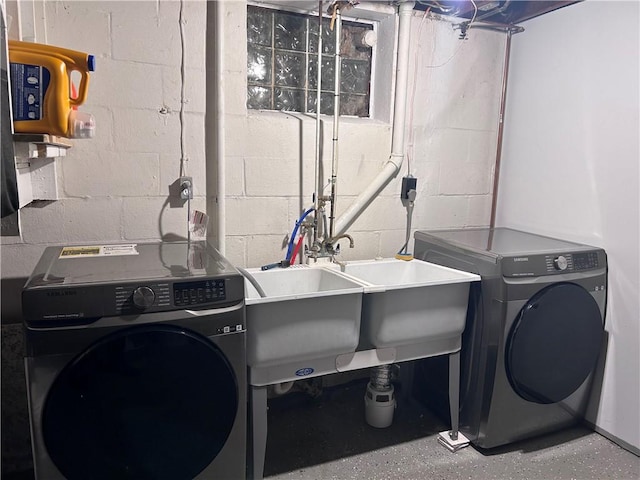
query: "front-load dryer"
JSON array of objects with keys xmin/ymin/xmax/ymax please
[
  {"xmin": 413, "ymin": 227, "xmax": 606, "ymax": 449},
  {"xmin": 22, "ymin": 241, "xmax": 247, "ymax": 479}
]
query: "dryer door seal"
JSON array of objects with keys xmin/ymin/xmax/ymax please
[
  {"xmin": 42, "ymin": 324, "xmax": 238, "ymax": 480},
  {"xmin": 505, "ymin": 282, "xmax": 603, "ymax": 404}
]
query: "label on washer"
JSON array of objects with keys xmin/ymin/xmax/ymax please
[{"xmin": 59, "ymin": 244, "xmax": 139, "ymax": 258}]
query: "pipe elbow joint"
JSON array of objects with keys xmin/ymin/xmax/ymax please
[
  {"xmin": 388, "ymin": 153, "xmax": 404, "ymax": 170},
  {"xmin": 398, "ymin": 1, "xmax": 416, "ymax": 15}
]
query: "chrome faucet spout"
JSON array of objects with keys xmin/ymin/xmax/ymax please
[
  {"xmin": 331, "ymin": 256, "xmax": 347, "ymax": 272},
  {"xmin": 329, "ymin": 234, "xmax": 354, "ymax": 249}
]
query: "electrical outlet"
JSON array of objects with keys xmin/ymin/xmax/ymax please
[
  {"xmin": 179, "ymin": 176, "xmax": 193, "ymax": 200},
  {"xmin": 401, "ymin": 176, "xmax": 417, "ymax": 200}
]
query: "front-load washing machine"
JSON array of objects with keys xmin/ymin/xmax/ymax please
[
  {"xmin": 413, "ymin": 227, "xmax": 606, "ymax": 449},
  {"xmin": 22, "ymin": 241, "xmax": 247, "ymax": 479}
]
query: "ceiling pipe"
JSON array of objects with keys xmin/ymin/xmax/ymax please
[{"xmin": 333, "ymin": 0, "xmax": 415, "ymax": 239}]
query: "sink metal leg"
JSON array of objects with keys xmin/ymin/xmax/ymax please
[
  {"xmin": 249, "ymin": 385, "xmax": 268, "ymax": 480},
  {"xmin": 437, "ymin": 350, "xmax": 470, "ymax": 452},
  {"xmin": 449, "ymin": 350, "xmax": 460, "ymax": 440},
  {"xmin": 397, "ymin": 360, "xmax": 415, "ymax": 404}
]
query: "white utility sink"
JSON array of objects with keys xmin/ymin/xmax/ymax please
[
  {"xmin": 338, "ymin": 258, "xmax": 480, "ymax": 362},
  {"xmin": 243, "ymin": 266, "xmax": 363, "ymax": 386}
]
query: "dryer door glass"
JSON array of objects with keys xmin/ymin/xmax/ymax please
[
  {"xmin": 42, "ymin": 325, "xmax": 238, "ymax": 480},
  {"xmin": 505, "ymin": 282, "xmax": 603, "ymax": 404}
]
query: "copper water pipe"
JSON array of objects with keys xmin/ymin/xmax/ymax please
[{"xmin": 489, "ymin": 27, "xmax": 518, "ymax": 231}]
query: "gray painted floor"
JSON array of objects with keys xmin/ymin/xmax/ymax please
[{"xmin": 264, "ymin": 380, "xmax": 640, "ymax": 480}]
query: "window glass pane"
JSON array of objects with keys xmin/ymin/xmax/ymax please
[
  {"xmin": 274, "ymin": 52, "xmax": 305, "ymax": 87},
  {"xmin": 246, "ymin": 5, "xmax": 371, "ymax": 117},
  {"xmin": 341, "ymin": 59, "xmax": 370, "ymax": 94},
  {"xmin": 341, "ymin": 22, "xmax": 373, "ymax": 60},
  {"xmin": 274, "ymin": 12, "xmax": 306, "ymax": 52},
  {"xmin": 275, "ymin": 88, "xmax": 304, "ymax": 112},
  {"xmin": 247, "ymin": 45, "xmax": 272, "ymax": 84},
  {"xmin": 309, "ymin": 18, "xmax": 335, "ymax": 55},
  {"xmin": 341, "ymin": 94, "xmax": 369, "ymax": 117},
  {"xmin": 307, "ymin": 91, "xmax": 334, "ymax": 116},
  {"xmin": 247, "ymin": 86, "xmax": 272, "ymax": 110},
  {"xmin": 247, "ymin": 8, "xmax": 272, "ymax": 46},
  {"xmin": 308, "ymin": 54, "xmax": 334, "ymax": 91}
]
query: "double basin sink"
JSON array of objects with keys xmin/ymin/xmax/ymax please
[{"xmin": 243, "ymin": 259, "xmax": 480, "ymax": 386}]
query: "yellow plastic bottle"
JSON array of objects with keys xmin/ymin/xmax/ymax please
[{"xmin": 8, "ymin": 40, "xmax": 95, "ymax": 138}]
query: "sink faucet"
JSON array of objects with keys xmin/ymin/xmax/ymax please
[
  {"xmin": 329, "ymin": 234, "xmax": 354, "ymax": 249},
  {"xmin": 331, "ymin": 255, "xmax": 347, "ymax": 272},
  {"xmin": 326, "ymin": 234, "xmax": 354, "ymax": 271}
]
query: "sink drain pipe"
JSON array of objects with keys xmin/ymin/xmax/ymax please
[
  {"xmin": 365, "ymin": 365, "xmax": 396, "ymax": 428},
  {"xmin": 333, "ymin": 0, "xmax": 415, "ymax": 238},
  {"xmin": 360, "ymin": 0, "xmax": 415, "ymax": 429}
]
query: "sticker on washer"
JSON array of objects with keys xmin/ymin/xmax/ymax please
[{"xmin": 59, "ymin": 244, "xmax": 139, "ymax": 258}]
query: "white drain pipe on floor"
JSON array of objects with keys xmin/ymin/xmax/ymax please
[{"xmin": 333, "ymin": 0, "xmax": 415, "ymax": 238}]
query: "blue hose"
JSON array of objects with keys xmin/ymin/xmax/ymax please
[{"xmin": 286, "ymin": 207, "xmax": 314, "ymax": 260}]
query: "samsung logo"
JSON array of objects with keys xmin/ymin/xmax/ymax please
[
  {"xmin": 513, "ymin": 257, "xmax": 529, "ymax": 262},
  {"xmin": 46, "ymin": 290, "xmax": 77, "ymax": 297},
  {"xmin": 295, "ymin": 368, "xmax": 314, "ymax": 377}
]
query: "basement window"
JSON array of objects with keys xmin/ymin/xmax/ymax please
[{"xmin": 247, "ymin": 5, "xmax": 374, "ymax": 117}]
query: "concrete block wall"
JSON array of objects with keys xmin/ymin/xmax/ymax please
[
  {"xmin": 1, "ymin": 1, "xmax": 207, "ymax": 474},
  {"xmin": 221, "ymin": 3, "xmax": 504, "ymax": 267},
  {"xmin": 1, "ymin": 4, "xmax": 506, "ymax": 276},
  {"xmin": 2, "ymin": 0, "xmax": 207, "ymax": 285},
  {"xmin": 3, "ymin": 2, "xmax": 504, "ymax": 275},
  {"xmin": 0, "ymin": 1, "xmax": 505, "ymax": 474}
]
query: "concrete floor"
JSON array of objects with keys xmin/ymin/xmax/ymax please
[
  {"xmin": 6, "ymin": 378, "xmax": 638, "ymax": 480},
  {"xmin": 264, "ymin": 379, "xmax": 640, "ymax": 480}
]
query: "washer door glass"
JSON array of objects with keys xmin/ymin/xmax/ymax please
[
  {"xmin": 506, "ymin": 282, "xmax": 603, "ymax": 404},
  {"xmin": 43, "ymin": 325, "xmax": 238, "ymax": 480}
]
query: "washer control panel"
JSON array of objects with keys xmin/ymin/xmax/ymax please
[
  {"xmin": 22, "ymin": 242, "xmax": 246, "ymax": 325},
  {"xmin": 115, "ymin": 279, "xmax": 228, "ymax": 314},
  {"xmin": 504, "ymin": 250, "xmax": 604, "ymax": 277},
  {"xmin": 116, "ymin": 283, "xmax": 172, "ymax": 313},
  {"xmin": 173, "ymin": 279, "xmax": 226, "ymax": 307}
]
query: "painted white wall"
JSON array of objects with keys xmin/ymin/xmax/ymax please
[
  {"xmin": 218, "ymin": 2, "xmax": 505, "ymax": 267},
  {"xmin": 496, "ymin": 0, "xmax": 640, "ymax": 452},
  {"xmin": 2, "ymin": 0, "xmax": 208, "ymax": 282},
  {"xmin": 0, "ymin": 0, "xmax": 507, "ymax": 471},
  {"xmin": 1, "ymin": 1, "xmax": 505, "ymax": 289}
]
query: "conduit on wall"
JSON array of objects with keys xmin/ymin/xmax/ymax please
[
  {"xmin": 205, "ymin": 1, "xmax": 227, "ymax": 254},
  {"xmin": 489, "ymin": 28, "xmax": 514, "ymax": 229},
  {"xmin": 333, "ymin": 0, "xmax": 415, "ymax": 239}
]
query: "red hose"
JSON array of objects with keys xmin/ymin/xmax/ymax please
[{"xmin": 290, "ymin": 235, "xmax": 305, "ymax": 264}]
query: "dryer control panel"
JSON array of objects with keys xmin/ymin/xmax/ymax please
[{"xmin": 503, "ymin": 250, "xmax": 604, "ymax": 277}]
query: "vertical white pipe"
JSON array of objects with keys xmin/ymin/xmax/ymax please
[
  {"xmin": 313, "ymin": 1, "xmax": 323, "ymax": 246},
  {"xmin": 329, "ymin": 8, "xmax": 342, "ymax": 239},
  {"xmin": 390, "ymin": 1, "xmax": 413, "ymax": 162},
  {"xmin": 215, "ymin": 0, "xmax": 226, "ymax": 254},
  {"xmin": 334, "ymin": 1, "xmax": 415, "ymax": 237},
  {"xmin": 206, "ymin": 0, "xmax": 226, "ymax": 254}
]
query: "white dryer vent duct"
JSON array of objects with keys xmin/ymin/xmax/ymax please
[{"xmin": 333, "ymin": 0, "xmax": 415, "ymax": 239}]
